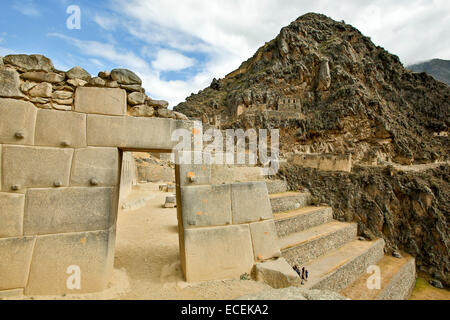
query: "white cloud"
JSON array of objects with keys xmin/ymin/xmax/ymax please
[
  {"xmin": 152, "ymin": 49, "xmax": 196, "ymax": 71},
  {"xmin": 101, "ymin": 0, "xmax": 449, "ymax": 106},
  {"xmin": 12, "ymin": 0, "xmax": 40, "ymax": 17},
  {"xmin": 49, "ymin": 0, "xmax": 450, "ymax": 106}
]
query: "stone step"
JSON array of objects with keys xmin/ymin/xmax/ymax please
[
  {"xmin": 274, "ymin": 206, "xmax": 334, "ymax": 238},
  {"xmin": 264, "ymin": 179, "xmax": 289, "ymax": 194},
  {"xmin": 340, "ymin": 254, "xmax": 416, "ymax": 300},
  {"xmin": 301, "ymin": 239, "xmax": 385, "ymax": 292},
  {"xmin": 279, "ymin": 221, "xmax": 357, "ymax": 266},
  {"xmin": 269, "ymin": 192, "xmax": 311, "ymax": 213}
]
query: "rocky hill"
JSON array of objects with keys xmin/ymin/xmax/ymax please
[
  {"xmin": 175, "ymin": 13, "xmax": 449, "ymax": 166},
  {"xmin": 408, "ymin": 59, "xmax": 450, "ymax": 85},
  {"xmin": 175, "ymin": 13, "xmax": 450, "ymax": 287}
]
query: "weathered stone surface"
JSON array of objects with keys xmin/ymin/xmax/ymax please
[
  {"xmin": 20, "ymin": 81, "xmax": 37, "ymax": 92},
  {"xmin": 0, "ymin": 236, "xmax": 35, "ymax": 290},
  {"xmin": 184, "ymin": 225, "xmax": 254, "ymax": 282},
  {"xmin": 128, "ymin": 92, "xmax": 146, "ymax": 105},
  {"xmin": 0, "ymin": 67, "xmax": 24, "ymax": 98},
  {"xmin": 67, "ymin": 79, "xmax": 87, "ymax": 87},
  {"xmin": 3, "ymin": 54, "xmax": 53, "ymax": 72},
  {"xmin": 317, "ymin": 59, "xmax": 331, "ymax": 91},
  {"xmin": 106, "ymin": 80, "xmax": 119, "ymax": 88},
  {"xmin": 129, "ymin": 105, "xmax": 154, "ymax": 117},
  {"xmin": 0, "ymin": 56, "xmax": 3, "ymax": 65},
  {"xmin": 75, "ymin": 87, "xmax": 126, "ymax": 116},
  {"xmin": 0, "ymin": 98, "xmax": 37, "ymax": 145},
  {"xmin": 249, "ymin": 220, "xmax": 281, "ymax": 261},
  {"xmin": 176, "ymin": 152, "xmax": 211, "ymax": 186},
  {"xmin": 21, "ymin": 71, "xmax": 65, "ymax": 83},
  {"xmin": 111, "ymin": 68, "xmax": 142, "ymax": 85},
  {"xmin": 53, "ymin": 100, "xmax": 73, "ymax": 108},
  {"xmin": 25, "ymin": 228, "xmax": 115, "ymax": 295},
  {"xmin": 98, "ymin": 70, "xmax": 110, "ymax": 79},
  {"xmin": 156, "ymin": 108, "xmax": 176, "ymax": 118},
  {"xmin": 0, "ymin": 288, "xmax": 24, "ymax": 298},
  {"xmin": 181, "ymin": 184, "xmax": 232, "ymax": 227},
  {"xmin": 87, "ymin": 114, "xmax": 184, "ymax": 149},
  {"xmin": 148, "ymin": 99, "xmax": 169, "ymax": 108},
  {"xmin": 0, "ymin": 192, "xmax": 25, "ymax": 237},
  {"xmin": 254, "ymin": 258, "xmax": 300, "ymax": 288},
  {"xmin": 1, "ymin": 146, "xmax": 73, "ymax": 192},
  {"xmin": 231, "ymin": 182, "xmax": 273, "ymax": 224},
  {"xmin": 71, "ymin": 147, "xmax": 120, "ymax": 187},
  {"xmin": 29, "ymin": 82, "xmax": 52, "ymax": 98},
  {"xmin": 52, "ymin": 90, "xmax": 73, "ymax": 100},
  {"xmin": 164, "ymin": 195, "xmax": 177, "ymax": 208},
  {"xmin": 173, "ymin": 111, "xmax": 189, "ymax": 120},
  {"xmin": 66, "ymin": 66, "xmax": 91, "ymax": 81},
  {"xmin": 35, "ymin": 109, "xmax": 86, "ymax": 147},
  {"xmin": 120, "ymin": 84, "xmax": 144, "ymax": 92},
  {"xmin": 24, "ymin": 187, "xmax": 116, "ymax": 235},
  {"xmin": 89, "ymin": 77, "xmax": 106, "ymax": 87},
  {"xmin": 30, "ymin": 97, "xmax": 49, "ymax": 104}
]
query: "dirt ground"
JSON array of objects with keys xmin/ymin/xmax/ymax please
[{"xmin": 14, "ymin": 183, "xmax": 269, "ymax": 300}]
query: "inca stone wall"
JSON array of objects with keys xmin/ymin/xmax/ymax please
[
  {"xmin": 0, "ymin": 54, "xmax": 193, "ymax": 296},
  {"xmin": 0, "ymin": 54, "xmax": 281, "ymax": 296},
  {"xmin": 175, "ymin": 152, "xmax": 281, "ymax": 282}
]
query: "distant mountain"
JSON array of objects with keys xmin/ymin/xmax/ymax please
[
  {"xmin": 175, "ymin": 13, "xmax": 450, "ymax": 165},
  {"xmin": 408, "ymin": 59, "xmax": 450, "ymax": 85}
]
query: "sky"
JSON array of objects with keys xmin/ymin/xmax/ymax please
[{"xmin": 1, "ymin": 0, "xmax": 449, "ymax": 107}]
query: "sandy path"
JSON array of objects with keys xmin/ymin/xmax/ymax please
[{"xmin": 14, "ymin": 183, "xmax": 269, "ymax": 300}]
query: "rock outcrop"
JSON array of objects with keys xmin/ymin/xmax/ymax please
[{"xmin": 175, "ymin": 13, "xmax": 449, "ymax": 166}]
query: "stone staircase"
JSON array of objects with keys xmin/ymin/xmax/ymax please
[{"xmin": 265, "ymin": 179, "xmax": 416, "ymax": 300}]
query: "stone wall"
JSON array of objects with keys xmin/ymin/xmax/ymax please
[
  {"xmin": 119, "ymin": 152, "xmax": 137, "ymax": 201},
  {"xmin": 0, "ymin": 54, "xmax": 194, "ymax": 296},
  {"xmin": 288, "ymin": 153, "xmax": 352, "ymax": 172},
  {"xmin": 175, "ymin": 152, "xmax": 281, "ymax": 282}
]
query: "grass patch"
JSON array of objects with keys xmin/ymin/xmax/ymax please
[{"xmin": 410, "ymin": 277, "xmax": 450, "ymax": 300}]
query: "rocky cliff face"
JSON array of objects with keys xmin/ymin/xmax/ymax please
[
  {"xmin": 408, "ymin": 59, "xmax": 450, "ymax": 86},
  {"xmin": 175, "ymin": 13, "xmax": 449, "ymax": 165}
]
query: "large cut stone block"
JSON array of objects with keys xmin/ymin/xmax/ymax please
[
  {"xmin": 231, "ymin": 182, "xmax": 273, "ymax": 224},
  {"xmin": 24, "ymin": 187, "xmax": 116, "ymax": 235},
  {"xmin": 25, "ymin": 228, "xmax": 116, "ymax": 295},
  {"xmin": 249, "ymin": 220, "xmax": 281, "ymax": 261},
  {"xmin": 181, "ymin": 184, "xmax": 232, "ymax": 228},
  {"xmin": 71, "ymin": 147, "xmax": 120, "ymax": 187},
  {"xmin": 0, "ymin": 98, "xmax": 37, "ymax": 145},
  {"xmin": 0, "ymin": 67, "xmax": 24, "ymax": 98},
  {"xmin": 184, "ymin": 225, "xmax": 254, "ymax": 282},
  {"xmin": 0, "ymin": 193, "xmax": 25, "ymax": 238},
  {"xmin": 1, "ymin": 146, "xmax": 73, "ymax": 192},
  {"xmin": 175, "ymin": 151, "xmax": 211, "ymax": 186},
  {"xmin": 35, "ymin": 109, "xmax": 87, "ymax": 147},
  {"xmin": 87, "ymin": 115, "xmax": 179, "ymax": 149},
  {"xmin": 74, "ymin": 87, "xmax": 127, "ymax": 116},
  {"xmin": 0, "ymin": 236, "xmax": 35, "ymax": 290},
  {"xmin": 254, "ymin": 258, "xmax": 300, "ymax": 289}
]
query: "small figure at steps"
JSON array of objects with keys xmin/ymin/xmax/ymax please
[
  {"xmin": 305, "ymin": 269, "xmax": 309, "ymax": 281},
  {"xmin": 293, "ymin": 265, "xmax": 301, "ymax": 277}
]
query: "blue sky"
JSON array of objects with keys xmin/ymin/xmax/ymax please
[{"xmin": 1, "ymin": 0, "xmax": 449, "ymax": 107}]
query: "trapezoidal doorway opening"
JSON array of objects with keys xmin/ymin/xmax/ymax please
[{"xmin": 114, "ymin": 150, "xmax": 185, "ymax": 299}]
